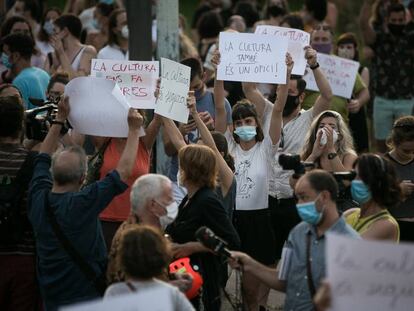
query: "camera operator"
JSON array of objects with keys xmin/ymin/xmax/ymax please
[
  {"xmin": 241, "ymin": 46, "xmax": 332, "ymax": 264},
  {"xmin": 229, "ymin": 170, "xmax": 359, "ymax": 311},
  {"xmin": 0, "ymin": 95, "xmax": 38, "ymax": 311}
]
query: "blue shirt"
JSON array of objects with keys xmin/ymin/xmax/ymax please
[
  {"xmin": 13, "ymin": 67, "xmax": 50, "ymax": 109},
  {"xmin": 28, "ymin": 153, "xmax": 128, "ymax": 310},
  {"xmin": 283, "ymin": 217, "xmax": 359, "ymax": 311}
]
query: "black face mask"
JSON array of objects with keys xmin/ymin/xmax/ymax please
[
  {"xmin": 267, "ymin": 5, "xmax": 286, "ymax": 18},
  {"xmin": 283, "ymin": 95, "xmax": 300, "ymax": 117},
  {"xmin": 388, "ymin": 23, "xmax": 405, "ymax": 36}
]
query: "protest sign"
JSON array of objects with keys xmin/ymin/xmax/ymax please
[
  {"xmin": 155, "ymin": 58, "xmax": 191, "ymax": 123},
  {"xmin": 60, "ymin": 287, "xmax": 173, "ymax": 311},
  {"xmin": 65, "ymin": 77, "xmax": 145, "ymax": 138},
  {"xmin": 91, "ymin": 59, "xmax": 159, "ymax": 109},
  {"xmin": 217, "ymin": 32, "xmax": 288, "ymax": 84},
  {"xmin": 255, "ymin": 25, "xmax": 310, "ymax": 75},
  {"xmin": 303, "ymin": 53, "xmax": 359, "ymax": 99},
  {"xmin": 327, "ymin": 234, "xmax": 414, "ymax": 311}
]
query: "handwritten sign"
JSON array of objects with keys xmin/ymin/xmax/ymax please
[
  {"xmin": 327, "ymin": 234, "xmax": 414, "ymax": 311},
  {"xmin": 217, "ymin": 32, "xmax": 288, "ymax": 84},
  {"xmin": 303, "ymin": 53, "xmax": 359, "ymax": 99},
  {"xmin": 60, "ymin": 288, "xmax": 174, "ymax": 311},
  {"xmin": 91, "ymin": 59, "xmax": 159, "ymax": 109},
  {"xmin": 65, "ymin": 77, "xmax": 145, "ymax": 138},
  {"xmin": 255, "ymin": 25, "xmax": 310, "ymax": 75},
  {"xmin": 155, "ymin": 58, "xmax": 191, "ymax": 123}
]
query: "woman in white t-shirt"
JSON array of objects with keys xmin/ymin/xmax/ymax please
[{"xmin": 215, "ymin": 53, "xmax": 293, "ymax": 311}]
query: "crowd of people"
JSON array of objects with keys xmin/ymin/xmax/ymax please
[{"xmin": 1, "ymin": 0, "xmax": 414, "ymax": 311}]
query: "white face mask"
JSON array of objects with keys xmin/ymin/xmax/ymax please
[
  {"xmin": 318, "ymin": 127, "xmax": 339, "ymax": 146},
  {"xmin": 337, "ymin": 47, "xmax": 355, "ymax": 60},
  {"xmin": 121, "ymin": 25, "xmax": 129, "ymax": 39},
  {"xmin": 159, "ymin": 201, "xmax": 178, "ymax": 229}
]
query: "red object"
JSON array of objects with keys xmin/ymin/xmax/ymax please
[{"xmin": 169, "ymin": 257, "xmax": 203, "ymax": 299}]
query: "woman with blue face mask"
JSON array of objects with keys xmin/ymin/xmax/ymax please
[
  {"xmin": 214, "ymin": 54, "xmax": 293, "ymax": 311},
  {"xmin": 344, "ymin": 153, "xmax": 401, "ymax": 242}
]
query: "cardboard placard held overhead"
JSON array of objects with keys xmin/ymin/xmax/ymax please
[
  {"xmin": 217, "ymin": 32, "xmax": 289, "ymax": 84},
  {"xmin": 327, "ymin": 234, "xmax": 414, "ymax": 311},
  {"xmin": 303, "ymin": 53, "xmax": 359, "ymax": 99},
  {"xmin": 155, "ymin": 58, "xmax": 191, "ymax": 124},
  {"xmin": 91, "ymin": 59, "xmax": 159, "ymax": 109},
  {"xmin": 255, "ymin": 25, "xmax": 310, "ymax": 75},
  {"xmin": 65, "ymin": 77, "xmax": 145, "ymax": 138}
]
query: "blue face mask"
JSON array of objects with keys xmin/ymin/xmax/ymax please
[
  {"xmin": 99, "ymin": 0, "xmax": 114, "ymax": 4},
  {"xmin": 1, "ymin": 53, "xmax": 12, "ymax": 69},
  {"xmin": 234, "ymin": 126, "xmax": 257, "ymax": 142},
  {"xmin": 296, "ymin": 196, "xmax": 323, "ymax": 225},
  {"xmin": 351, "ymin": 180, "xmax": 372, "ymax": 205},
  {"xmin": 92, "ymin": 19, "xmax": 101, "ymax": 30}
]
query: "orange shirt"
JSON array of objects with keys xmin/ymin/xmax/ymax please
[{"xmin": 99, "ymin": 139, "xmax": 150, "ymax": 222}]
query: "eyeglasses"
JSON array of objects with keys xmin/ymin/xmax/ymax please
[{"xmin": 314, "ymin": 24, "xmax": 332, "ymax": 32}]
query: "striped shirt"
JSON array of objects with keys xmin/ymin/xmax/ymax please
[{"xmin": 0, "ymin": 143, "xmax": 35, "ymax": 255}]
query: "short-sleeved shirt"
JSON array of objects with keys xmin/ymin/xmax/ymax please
[
  {"xmin": 302, "ymin": 73, "xmax": 366, "ymax": 122},
  {"xmin": 97, "ymin": 44, "xmax": 129, "ymax": 60},
  {"xmin": 283, "ymin": 217, "xmax": 359, "ymax": 311},
  {"xmin": 261, "ymin": 100, "xmax": 314, "ymax": 198},
  {"xmin": 225, "ymin": 132, "xmax": 278, "ymax": 211},
  {"xmin": 385, "ymin": 152, "xmax": 414, "ymax": 218},
  {"xmin": 104, "ymin": 279, "xmax": 195, "ymax": 311},
  {"xmin": 370, "ymin": 29, "xmax": 414, "ymax": 99},
  {"xmin": 13, "ymin": 67, "xmax": 50, "ymax": 109},
  {"xmin": 100, "ymin": 139, "xmax": 150, "ymax": 222},
  {"xmin": 28, "ymin": 153, "xmax": 128, "ymax": 309}
]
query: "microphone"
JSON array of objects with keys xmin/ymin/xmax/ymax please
[{"xmin": 195, "ymin": 226, "xmax": 231, "ymax": 258}]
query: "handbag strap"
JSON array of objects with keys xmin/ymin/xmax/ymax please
[
  {"xmin": 44, "ymin": 192, "xmax": 106, "ymax": 295},
  {"xmin": 354, "ymin": 210, "xmax": 389, "ymax": 232},
  {"xmin": 89, "ymin": 138, "xmax": 112, "ymax": 164},
  {"xmin": 306, "ymin": 231, "xmax": 317, "ymax": 309}
]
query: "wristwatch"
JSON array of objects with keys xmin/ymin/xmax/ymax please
[
  {"xmin": 328, "ymin": 152, "xmax": 338, "ymax": 160},
  {"xmin": 310, "ymin": 62, "xmax": 320, "ymax": 70}
]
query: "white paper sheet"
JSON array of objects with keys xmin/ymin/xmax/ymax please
[
  {"xmin": 217, "ymin": 32, "xmax": 289, "ymax": 84},
  {"xmin": 65, "ymin": 77, "xmax": 145, "ymax": 138}
]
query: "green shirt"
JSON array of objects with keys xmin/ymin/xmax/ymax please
[{"xmin": 302, "ymin": 73, "xmax": 366, "ymax": 122}]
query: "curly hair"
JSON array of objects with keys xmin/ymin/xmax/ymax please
[
  {"xmin": 354, "ymin": 154, "xmax": 401, "ymax": 209},
  {"xmin": 301, "ymin": 110, "xmax": 356, "ymax": 161}
]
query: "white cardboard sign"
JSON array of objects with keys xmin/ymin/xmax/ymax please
[
  {"xmin": 255, "ymin": 25, "xmax": 310, "ymax": 75},
  {"xmin": 303, "ymin": 53, "xmax": 359, "ymax": 99},
  {"xmin": 155, "ymin": 58, "xmax": 191, "ymax": 123},
  {"xmin": 217, "ymin": 32, "xmax": 288, "ymax": 84},
  {"xmin": 327, "ymin": 233, "xmax": 414, "ymax": 311},
  {"xmin": 65, "ymin": 77, "xmax": 145, "ymax": 138},
  {"xmin": 91, "ymin": 59, "xmax": 159, "ymax": 109}
]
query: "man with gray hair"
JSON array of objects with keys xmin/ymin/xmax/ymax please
[
  {"xmin": 28, "ymin": 97, "xmax": 144, "ymax": 311},
  {"xmin": 107, "ymin": 173, "xmax": 177, "ymax": 284}
]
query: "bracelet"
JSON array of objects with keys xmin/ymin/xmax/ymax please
[
  {"xmin": 51, "ymin": 120, "xmax": 65, "ymax": 126},
  {"xmin": 310, "ymin": 62, "xmax": 320, "ymax": 70}
]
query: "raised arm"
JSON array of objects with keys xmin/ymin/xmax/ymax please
[
  {"xmin": 40, "ymin": 97, "xmax": 70, "ymax": 155},
  {"xmin": 269, "ymin": 54, "xmax": 294, "ymax": 145},
  {"xmin": 360, "ymin": 0, "xmax": 377, "ymax": 45},
  {"xmin": 116, "ymin": 109, "xmax": 143, "ymax": 182},
  {"xmin": 241, "ymin": 82, "xmax": 267, "ymax": 121},
  {"xmin": 188, "ymin": 95, "xmax": 234, "ymax": 197},
  {"xmin": 142, "ymin": 113, "xmax": 162, "ymax": 151},
  {"xmin": 211, "ymin": 50, "xmax": 228, "ymax": 134},
  {"xmin": 305, "ymin": 47, "xmax": 333, "ymax": 117},
  {"xmin": 161, "ymin": 118, "xmax": 187, "ymax": 152}
]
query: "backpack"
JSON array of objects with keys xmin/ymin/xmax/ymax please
[{"xmin": 0, "ymin": 152, "xmax": 36, "ymax": 244}]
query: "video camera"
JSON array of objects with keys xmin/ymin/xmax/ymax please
[
  {"xmin": 278, "ymin": 153, "xmax": 315, "ymax": 178},
  {"xmin": 25, "ymin": 97, "xmax": 68, "ymax": 141}
]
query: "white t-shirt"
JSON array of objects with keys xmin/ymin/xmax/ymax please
[
  {"xmin": 104, "ymin": 279, "xmax": 194, "ymax": 311},
  {"xmin": 226, "ymin": 131, "xmax": 278, "ymax": 211},
  {"xmin": 98, "ymin": 44, "xmax": 129, "ymax": 60}
]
